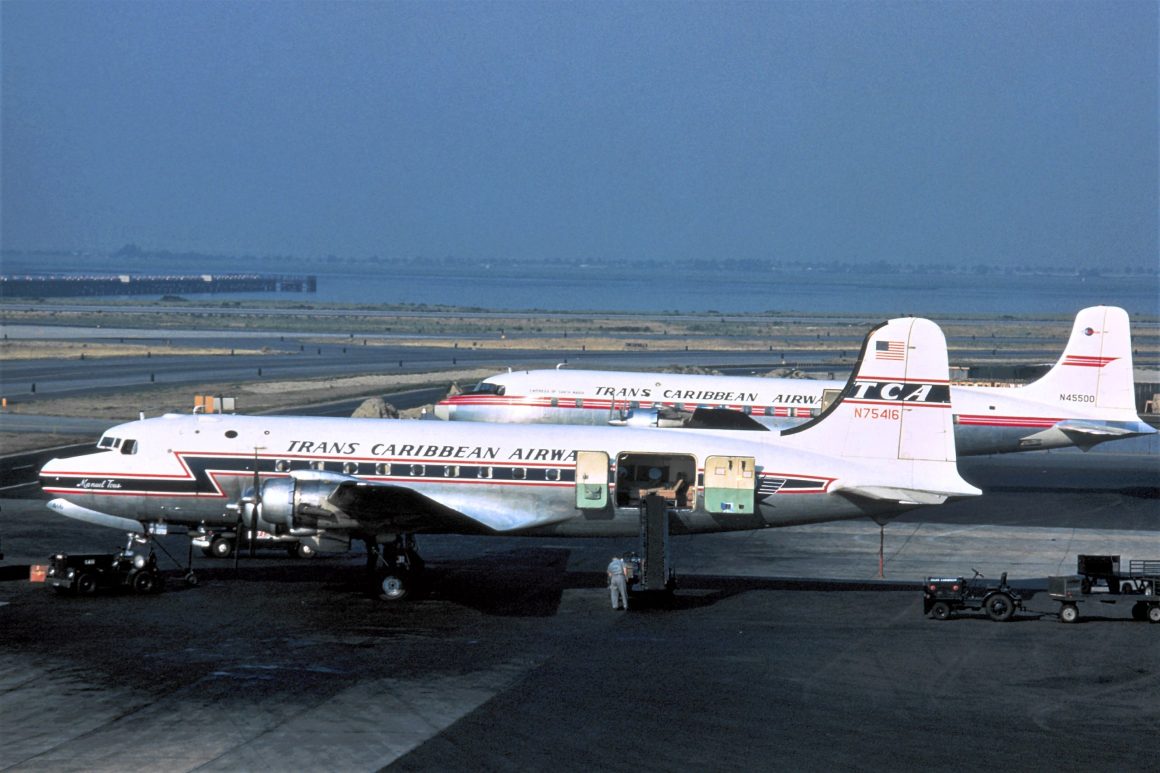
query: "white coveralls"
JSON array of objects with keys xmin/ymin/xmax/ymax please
[{"xmin": 607, "ymin": 557, "xmax": 629, "ymax": 610}]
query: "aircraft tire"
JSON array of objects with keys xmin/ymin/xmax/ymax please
[
  {"xmin": 378, "ymin": 572, "xmax": 409, "ymax": 602},
  {"xmin": 930, "ymin": 602, "xmax": 951, "ymax": 621},
  {"xmin": 210, "ymin": 537, "xmax": 234, "ymax": 559},
  {"xmin": 76, "ymin": 573, "xmax": 98, "ymax": 596}
]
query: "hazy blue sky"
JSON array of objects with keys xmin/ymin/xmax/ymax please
[{"xmin": 2, "ymin": 1, "xmax": 1156, "ymax": 268}]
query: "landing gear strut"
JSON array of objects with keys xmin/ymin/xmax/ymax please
[{"xmin": 366, "ymin": 534, "xmax": 425, "ymax": 601}]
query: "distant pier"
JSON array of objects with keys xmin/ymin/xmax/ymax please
[{"xmin": 0, "ymin": 273, "xmax": 317, "ymax": 298}]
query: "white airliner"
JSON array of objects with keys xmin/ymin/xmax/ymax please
[
  {"xmin": 41, "ymin": 317, "xmax": 979, "ymax": 599},
  {"xmin": 434, "ymin": 306, "xmax": 1154, "ymax": 455}
]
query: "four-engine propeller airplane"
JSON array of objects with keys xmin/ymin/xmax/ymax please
[
  {"xmin": 434, "ymin": 306, "xmax": 1154, "ymax": 455},
  {"xmin": 40, "ymin": 317, "xmax": 980, "ymax": 600}
]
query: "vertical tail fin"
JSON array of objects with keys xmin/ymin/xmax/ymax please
[
  {"xmin": 1018, "ymin": 306, "xmax": 1139, "ymax": 417},
  {"xmin": 784, "ymin": 317, "xmax": 979, "ymax": 503}
]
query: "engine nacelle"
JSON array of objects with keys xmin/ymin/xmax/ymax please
[{"xmin": 240, "ymin": 477, "xmax": 341, "ymax": 533}]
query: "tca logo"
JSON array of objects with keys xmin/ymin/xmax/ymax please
[{"xmin": 848, "ymin": 381, "xmax": 948, "ymax": 403}]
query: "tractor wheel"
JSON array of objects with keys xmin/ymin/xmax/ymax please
[
  {"xmin": 132, "ymin": 571, "xmax": 157, "ymax": 595},
  {"xmin": 76, "ymin": 573, "xmax": 98, "ymax": 596},
  {"xmin": 1059, "ymin": 604, "xmax": 1079, "ymax": 623},
  {"xmin": 930, "ymin": 602, "xmax": 951, "ymax": 621},
  {"xmin": 985, "ymin": 593, "xmax": 1015, "ymax": 622}
]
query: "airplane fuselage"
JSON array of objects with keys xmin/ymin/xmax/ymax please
[
  {"xmin": 40, "ymin": 412, "xmax": 912, "ymax": 539},
  {"xmin": 435, "ymin": 370, "xmax": 1147, "ymax": 455}
]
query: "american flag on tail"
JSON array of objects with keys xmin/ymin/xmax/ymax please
[{"xmin": 875, "ymin": 340, "xmax": 905, "ymax": 361}]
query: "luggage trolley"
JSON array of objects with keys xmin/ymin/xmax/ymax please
[{"xmin": 1048, "ymin": 555, "xmax": 1160, "ymax": 624}]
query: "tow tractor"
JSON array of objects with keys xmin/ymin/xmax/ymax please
[
  {"xmin": 1048, "ymin": 555, "xmax": 1160, "ymax": 624},
  {"xmin": 923, "ymin": 569, "xmax": 1023, "ymax": 622},
  {"xmin": 45, "ymin": 535, "xmax": 165, "ymax": 596}
]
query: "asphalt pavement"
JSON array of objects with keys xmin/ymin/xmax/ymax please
[{"xmin": 1, "ymin": 485, "xmax": 1158, "ymax": 772}]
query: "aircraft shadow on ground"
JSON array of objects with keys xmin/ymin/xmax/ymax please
[{"xmin": 165, "ymin": 554, "xmax": 1158, "ymax": 621}]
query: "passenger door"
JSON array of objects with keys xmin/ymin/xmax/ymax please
[
  {"xmin": 574, "ymin": 451, "xmax": 610, "ymax": 509},
  {"xmin": 703, "ymin": 455, "xmax": 755, "ymax": 513}
]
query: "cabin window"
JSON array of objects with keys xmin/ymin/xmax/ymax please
[
  {"xmin": 512, "ymin": 467, "xmax": 526, "ymax": 480},
  {"xmin": 410, "ymin": 464, "xmax": 425, "ymax": 477},
  {"xmin": 375, "ymin": 462, "xmax": 391, "ymax": 476},
  {"xmin": 121, "ymin": 439, "xmax": 138, "ymax": 455},
  {"xmin": 479, "ymin": 467, "xmax": 492, "ymax": 479},
  {"xmin": 574, "ymin": 399, "xmax": 583, "ymax": 408},
  {"xmin": 310, "ymin": 460, "xmax": 326, "ymax": 471},
  {"xmin": 550, "ymin": 397, "xmax": 558, "ymax": 407},
  {"xmin": 342, "ymin": 462, "xmax": 359, "ymax": 475},
  {"xmin": 444, "ymin": 465, "xmax": 459, "ymax": 478},
  {"xmin": 546, "ymin": 468, "xmax": 560, "ymax": 481},
  {"xmin": 275, "ymin": 460, "xmax": 291, "ymax": 473}
]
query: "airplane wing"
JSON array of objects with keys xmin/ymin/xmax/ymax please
[
  {"xmin": 324, "ymin": 477, "xmax": 496, "ymax": 534},
  {"xmin": 267, "ymin": 470, "xmax": 566, "ymax": 535}
]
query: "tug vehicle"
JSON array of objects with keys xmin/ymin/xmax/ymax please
[
  {"xmin": 923, "ymin": 570, "xmax": 1023, "ymax": 622},
  {"xmin": 45, "ymin": 540, "xmax": 164, "ymax": 596}
]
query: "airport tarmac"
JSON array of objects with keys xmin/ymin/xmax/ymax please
[
  {"xmin": 1, "ymin": 310, "xmax": 1157, "ymax": 770},
  {"xmin": 1, "ymin": 483, "xmax": 1158, "ymax": 772}
]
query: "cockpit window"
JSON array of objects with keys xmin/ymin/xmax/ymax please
[
  {"xmin": 121, "ymin": 439, "xmax": 138, "ymax": 455},
  {"xmin": 97, "ymin": 436, "xmax": 115, "ymax": 449},
  {"xmin": 469, "ymin": 381, "xmax": 506, "ymax": 396}
]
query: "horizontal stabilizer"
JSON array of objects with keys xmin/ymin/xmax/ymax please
[
  {"xmin": 47, "ymin": 498, "xmax": 146, "ymax": 534},
  {"xmin": 1053, "ymin": 418, "xmax": 1155, "ymax": 438},
  {"xmin": 835, "ymin": 484, "xmax": 980, "ymax": 506}
]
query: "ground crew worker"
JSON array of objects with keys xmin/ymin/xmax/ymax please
[{"xmin": 607, "ymin": 555, "xmax": 629, "ymax": 610}]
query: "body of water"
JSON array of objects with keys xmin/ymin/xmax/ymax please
[{"xmin": 2, "ymin": 257, "xmax": 1157, "ymax": 317}]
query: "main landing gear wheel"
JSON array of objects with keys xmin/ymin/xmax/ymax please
[
  {"xmin": 379, "ymin": 572, "xmax": 410, "ymax": 601},
  {"xmin": 930, "ymin": 601, "xmax": 951, "ymax": 621},
  {"xmin": 367, "ymin": 535, "xmax": 425, "ymax": 602},
  {"xmin": 985, "ymin": 593, "xmax": 1015, "ymax": 622}
]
